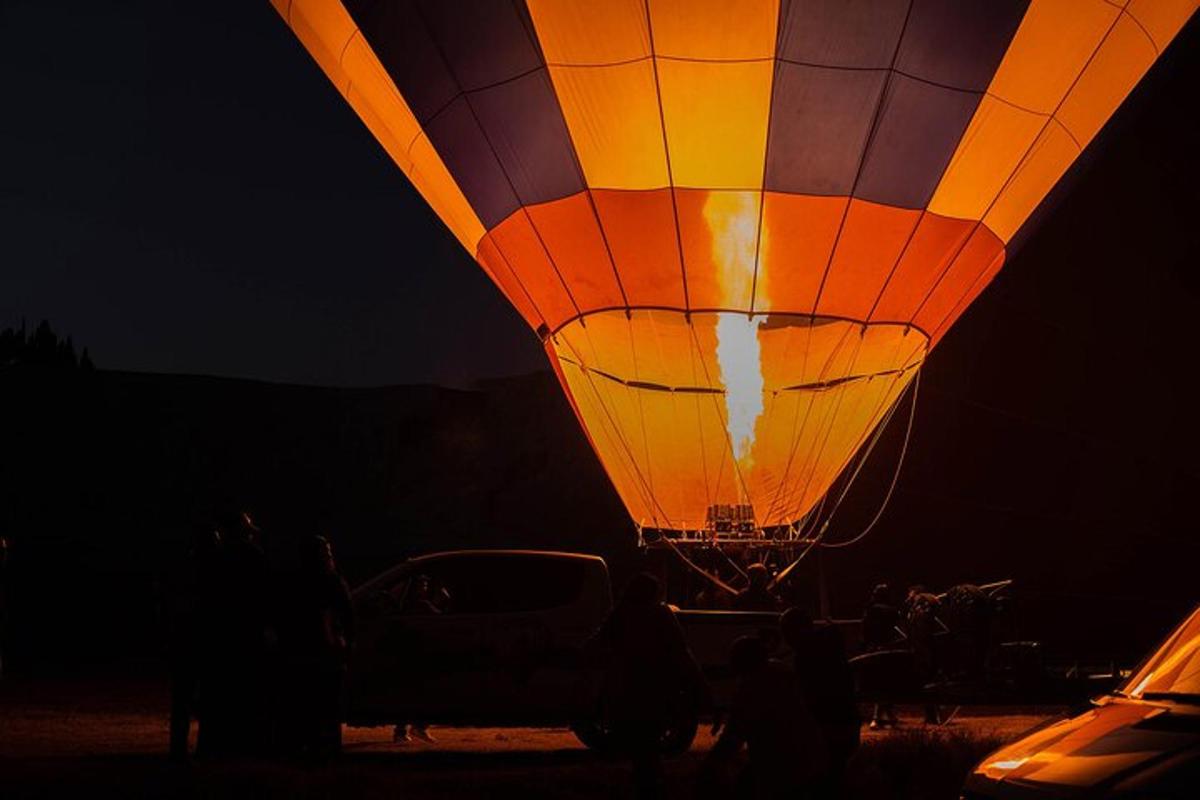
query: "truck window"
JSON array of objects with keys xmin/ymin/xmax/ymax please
[
  {"xmin": 412, "ymin": 556, "xmax": 586, "ymax": 615},
  {"xmin": 402, "ymin": 573, "xmax": 451, "ymax": 615}
]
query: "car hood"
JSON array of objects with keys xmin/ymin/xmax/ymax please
[{"xmin": 965, "ymin": 698, "xmax": 1200, "ymax": 797}]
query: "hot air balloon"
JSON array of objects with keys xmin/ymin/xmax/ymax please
[{"xmin": 273, "ymin": 0, "xmax": 1195, "ymax": 543}]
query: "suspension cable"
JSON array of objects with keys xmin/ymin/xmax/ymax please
[
  {"xmin": 660, "ymin": 537, "xmax": 741, "ymax": 597},
  {"xmin": 768, "ymin": 368, "xmax": 921, "ymax": 587},
  {"xmin": 822, "ymin": 367, "xmax": 921, "ymax": 548}
]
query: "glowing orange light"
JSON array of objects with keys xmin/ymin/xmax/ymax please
[{"xmin": 704, "ymin": 192, "xmax": 765, "ymax": 471}]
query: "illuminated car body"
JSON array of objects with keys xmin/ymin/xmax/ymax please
[{"xmin": 963, "ymin": 605, "xmax": 1200, "ymax": 798}]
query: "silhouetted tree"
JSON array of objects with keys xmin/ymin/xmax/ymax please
[
  {"xmin": 0, "ymin": 323, "xmax": 27, "ymax": 369},
  {"xmin": 0, "ymin": 321, "xmax": 93, "ymax": 371},
  {"xmin": 30, "ymin": 321, "xmax": 58, "ymax": 365}
]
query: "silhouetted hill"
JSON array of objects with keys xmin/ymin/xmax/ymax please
[{"xmin": 3, "ymin": 354, "xmax": 1198, "ymax": 672}]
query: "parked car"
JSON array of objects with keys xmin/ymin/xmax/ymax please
[
  {"xmin": 347, "ymin": 549, "xmax": 783, "ymax": 753},
  {"xmin": 963, "ymin": 603, "xmax": 1200, "ymax": 798}
]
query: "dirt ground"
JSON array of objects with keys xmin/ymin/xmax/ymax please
[{"xmin": 0, "ymin": 674, "xmax": 1058, "ymax": 799}]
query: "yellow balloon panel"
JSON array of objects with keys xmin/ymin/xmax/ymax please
[
  {"xmin": 986, "ymin": 0, "xmax": 1119, "ymax": 114},
  {"xmin": 550, "ymin": 311, "xmax": 925, "ymax": 529},
  {"xmin": 928, "ymin": 95, "xmax": 1048, "ymax": 223},
  {"xmin": 657, "ymin": 59, "xmax": 774, "ymax": 189},
  {"xmin": 1128, "ymin": 0, "xmax": 1199, "ymax": 50},
  {"xmin": 544, "ymin": 60, "xmax": 670, "ymax": 189},
  {"xmin": 1057, "ymin": 13, "xmax": 1159, "ymax": 147},
  {"xmin": 984, "ymin": 121, "xmax": 1080, "ymax": 243},
  {"xmin": 526, "ymin": 0, "xmax": 651, "ymax": 64},
  {"xmin": 646, "ymin": 0, "xmax": 779, "ymax": 60},
  {"xmin": 931, "ymin": 0, "xmax": 1194, "ymax": 240}
]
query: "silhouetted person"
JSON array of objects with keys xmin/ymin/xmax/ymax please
[
  {"xmin": 199, "ymin": 510, "xmax": 270, "ymax": 757},
  {"xmin": 589, "ymin": 572, "xmax": 705, "ymax": 799},
  {"xmin": 862, "ymin": 583, "xmax": 900, "ymax": 729},
  {"xmin": 166, "ymin": 526, "xmax": 223, "ymax": 761},
  {"xmin": 701, "ymin": 635, "xmax": 826, "ymax": 800},
  {"xmin": 393, "ymin": 722, "xmax": 436, "ymax": 745},
  {"xmin": 286, "ymin": 534, "xmax": 354, "ymax": 760},
  {"xmin": 943, "ymin": 583, "xmax": 993, "ymax": 680},
  {"xmin": 905, "ymin": 585, "xmax": 942, "ymax": 724},
  {"xmin": 407, "ymin": 573, "xmax": 449, "ymax": 615},
  {"xmin": 780, "ymin": 607, "xmax": 859, "ymax": 795},
  {"xmin": 733, "ymin": 563, "xmax": 782, "ymax": 611},
  {"xmin": 0, "ymin": 536, "xmax": 9, "ymax": 679},
  {"xmin": 863, "ymin": 584, "xmax": 899, "ymax": 651},
  {"xmin": 391, "ymin": 574, "xmax": 442, "ymax": 745}
]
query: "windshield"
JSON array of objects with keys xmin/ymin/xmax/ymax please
[{"xmin": 1124, "ymin": 605, "xmax": 1200, "ymax": 700}]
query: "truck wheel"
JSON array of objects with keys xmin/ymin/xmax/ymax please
[
  {"xmin": 570, "ymin": 719, "xmax": 617, "ymax": 754},
  {"xmin": 571, "ymin": 708, "xmax": 698, "ymax": 757},
  {"xmin": 659, "ymin": 708, "xmax": 699, "ymax": 756}
]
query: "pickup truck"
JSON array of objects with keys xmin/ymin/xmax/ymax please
[{"xmin": 347, "ymin": 549, "xmax": 783, "ymax": 753}]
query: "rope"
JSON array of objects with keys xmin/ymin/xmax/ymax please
[
  {"xmin": 806, "ymin": 365, "xmax": 914, "ymax": 531},
  {"xmin": 822, "ymin": 367, "xmax": 921, "ymax": 548},
  {"xmin": 661, "ymin": 537, "xmax": 741, "ymax": 597},
  {"xmin": 938, "ymin": 706, "xmax": 963, "ymax": 727},
  {"xmin": 715, "ymin": 545, "xmax": 749, "ymax": 581},
  {"xmin": 766, "ymin": 526, "xmax": 824, "ymax": 589},
  {"xmin": 768, "ymin": 368, "xmax": 921, "ymax": 587}
]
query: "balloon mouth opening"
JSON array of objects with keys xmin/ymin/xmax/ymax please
[{"xmin": 547, "ymin": 309, "xmax": 926, "ymax": 533}]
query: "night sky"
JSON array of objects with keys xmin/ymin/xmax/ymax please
[
  {"xmin": 2, "ymin": 1, "xmax": 1197, "ymax": 394},
  {"xmin": 1, "ymin": 0, "xmax": 543, "ymax": 387}
]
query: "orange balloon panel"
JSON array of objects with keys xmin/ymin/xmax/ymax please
[
  {"xmin": 276, "ymin": 0, "xmax": 1195, "ymax": 533},
  {"xmin": 487, "ymin": 189, "xmax": 1002, "ymax": 339}
]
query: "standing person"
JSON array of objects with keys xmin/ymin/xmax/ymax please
[
  {"xmin": 392, "ymin": 574, "xmax": 441, "ymax": 745},
  {"xmin": 166, "ymin": 526, "xmax": 223, "ymax": 761},
  {"xmin": 862, "ymin": 584, "xmax": 899, "ymax": 650},
  {"xmin": 862, "ymin": 583, "xmax": 900, "ymax": 729},
  {"xmin": 589, "ymin": 572, "xmax": 705, "ymax": 799},
  {"xmin": 732, "ymin": 563, "xmax": 782, "ymax": 612},
  {"xmin": 0, "ymin": 536, "xmax": 9, "ymax": 680},
  {"xmin": 904, "ymin": 585, "xmax": 943, "ymax": 725},
  {"xmin": 200, "ymin": 510, "xmax": 270, "ymax": 757},
  {"xmin": 780, "ymin": 608, "xmax": 859, "ymax": 795},
  {"xmin": 393, "ymin": 721, "xmax": 436, "ymax": 745},
  {"xmin": 289, "ymin": 534, "xmax": 354, "ymax": 760},
  {"xmin": 943, "ymin": 583, "xmax": 993, "ymax": 681},
  {"xmin": 701, "ymin": 635, "xmax": 826, "ymax": 800}
]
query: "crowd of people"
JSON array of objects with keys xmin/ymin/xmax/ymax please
[
  {"xmin": 161, "ymin": 520, "xmax": 993, "ymax": 796},
  {"xmin": 589, "ymin": 572, "xmax": 860, "ymax": 799},
  {"xmin": 860, "ymin": 581, "xmax": 996, "ymax": 728},
  {"xmin": 592, "ymin": 571, "xmax": 998, "ymax": 798},
  {"xmin": 164, "ymin": 511, "xmax": 353, "ymax": 762}
]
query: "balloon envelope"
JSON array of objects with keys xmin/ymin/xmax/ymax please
[{"xmin": 275, "ymin": 0, "xmax": 1195, "ymax": 532}]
